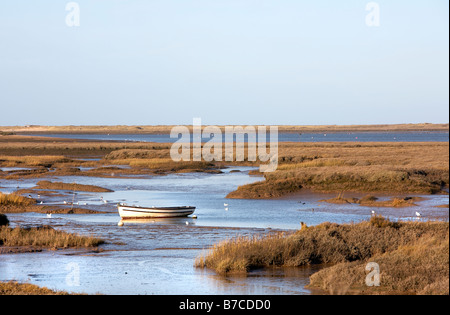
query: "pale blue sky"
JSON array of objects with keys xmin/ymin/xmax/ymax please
[{"xmin": 0, "ymin": 0, "xmax": 448, "ymax": 126}]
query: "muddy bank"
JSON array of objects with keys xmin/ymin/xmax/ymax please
[
  {"xmin": 196, "ymin": 217, "xmax": 449, "ymax": 295},
  {"xmin": 319, "ymin": 195, "xmax": 427, "ymax": 208},
  {"xmin": 0, "ymin": 204, "xmax": 105, "ymax": 214},
  {"xmin": 34, "ymin": 181, "xmax": 113, "ymax": 193},
  {"xmin": 0, "ymin": 221, "xmax": 105, "ymax": 255}
]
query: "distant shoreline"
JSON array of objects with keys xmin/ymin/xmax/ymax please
[{"xmin": 1, "ymin": 123, "xmax": 449, "ymax": 135}]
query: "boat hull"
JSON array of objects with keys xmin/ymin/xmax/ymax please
[{"xmin": 118, "ymin": 206, "xmax": 195, "ymax": 219}]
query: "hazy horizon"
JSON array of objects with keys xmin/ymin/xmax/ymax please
[{"xmin": 0, "ymin": 1, "xmax": 448, "ymax": 126}]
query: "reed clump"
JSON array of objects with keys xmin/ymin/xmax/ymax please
[
  {"xmin": 195, "ymin": 217, "xmax": 449, "ymax": 294},
  {"xmin": 0, "ymin": 281, "xmax": 78, "ymax": 295},
  {"xmin": 0, "ymin": 225, "xmax": 104, "ymax": 249},
  {"xmin": 0, "ymin": 156, "xmax": 71, "ymax": 168},
  {"xmin": 0, "ymin": 193, "xmax": 36, "ymax": 207}
]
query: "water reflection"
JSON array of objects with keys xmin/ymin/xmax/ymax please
[
  {"xmin": 200, "ymin": 266, "xmax": 323, "ymax": 295},
  {"xmin": 0, "ymin": 166, "xmax": 448, "ymax": 294}
]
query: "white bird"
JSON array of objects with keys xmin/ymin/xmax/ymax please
[
  {"xmin": 103, "ymin": 200, "xmax": 108, "ymax": 204},
  {"xmin": 371, "ymin": 210, "xmax": 376, "ymax": 215},
  {"xmin": 416, "ymin": 212, "xmax": 422, "ymax": 218},
  {"xmin": 224, "ymin": 203, "xmax": 229, "ymax": 207},
  {"xmin": 46, "ymin": 213, "xmax": 52, "ymax": 218},
  {"xmin": 185, "ymin": 221, "xmax": 189, "ymax": 225},
  {"xmin": 40, "ymin": 201, "xmax": 44, "ymax": 205},
  {"xmin": 63, "ymin": 201, "xmax": 67, "ymax": 205},
  {"xmin": 225, "ymin": 207, "xmax": 229, "ymax": 211}
]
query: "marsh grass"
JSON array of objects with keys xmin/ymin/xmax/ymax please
[
  {"xmin": 0, "ymin": 136, "xmax": 171, "ymax": 160},
  {"xmin": 309, "ymin": 223, "xmax": 449, "ymax": 295},
  {"xmin": 35, "ymin": 181, "xmax": 113, "ymax": 193},
  {"xmin": 0, "ymin": 225, "xmax": 104, "ymax": 249},
  {"xmin": 320, "ymin": 194, "xmax": 424, "ymax": 208},
  {"xmin": 277, "ymin": 159, "xmax": 352, "ymax": 170},
  {"xmin": 1, "ymin": 136, "xmax": 448, "ymax": 197},
  {"xmin": 0, "ymin": 193, "xmax": 35, "ymax": 207},
  {"xmin": 0, "ymin": 156, "xmax": 71, "ymax": 167},
  {"xmin": 109, "ymin": 157, "xmax": 215, "ymax": 172},
  {"xmin": 228, "ymin": 142, "xmax": 449, "ymax": 198},
  {"xmin": 195, "ymin": 217, "xmax": 449, "ymax": 294},
  {"xmin": 0, "ymin": 281, "xmax": 80, "ymax": 295}
]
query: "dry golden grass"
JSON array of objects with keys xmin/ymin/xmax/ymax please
[
  {"xmin": 0, "ymin": 135, "xmax": 170, "ymax": 159},
  {"xmin": 0, "ymin": 193, "xmax": 35, "ymax": 207},
  {"xmin": 0, "ymin": 281, "xmax": 81, "ymax": 295},
  {"xmin": 35, "ymin": 181, "xmax": 113, "ymax": 193},
  {"xmin": 0, "ymin": 225, "xmax": 104, "ymax": 249},
  {"xmin": 320, "ymin": 194, "xmax": 425, "ymax": 208},
  {"xmin": 1, "ymin": 136, "xmax": 448, "ymax": 197},
  {"xmin": 195, "ymin": 217, "xmax": 449, "ymax": 295},
  {"xmin": 103, "ymin": 149, "xmax": 225, "ymax": 173},
  {"xmin": 111, "ymin": 158, "xmax": 216, "ymax": 172},
  {"xmin": 0, "ymin": 155, "xmax": 71, "ymax": 167},
  {"xmin": 228, "ymin": 142, "xmax": 449, "ymax": 198}
]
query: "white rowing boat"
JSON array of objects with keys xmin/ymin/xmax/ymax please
[{"xmin": 118, "ymin": 204, "xmax": 196, "ymax": 219}]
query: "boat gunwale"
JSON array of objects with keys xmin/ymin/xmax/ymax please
[{"xmin": 118, "ymin": 205, "xmax": 196, "ymax": 219}]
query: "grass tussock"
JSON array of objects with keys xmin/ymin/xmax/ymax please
[
  {"xmin": 195, "ymin": 217, "xmax": 449, "ymax": 295},
  {"xmin": 0, "ymin": 225, "xmax": 104, "ymax": 250},
  {"xmin": 0, "ymin": 193, "xmax": 35, "ymax": 207},
  {"xmin": 0, "ymin": 281, "xmax": 81, "ymax": 295},
  {"xmin": 0, "ymin": 156, "xmax": 71, "ymax": 168}
]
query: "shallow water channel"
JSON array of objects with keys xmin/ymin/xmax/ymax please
[{"xmin": 0, "ymin": 167, "xmax": 448, "ymax": 294}]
